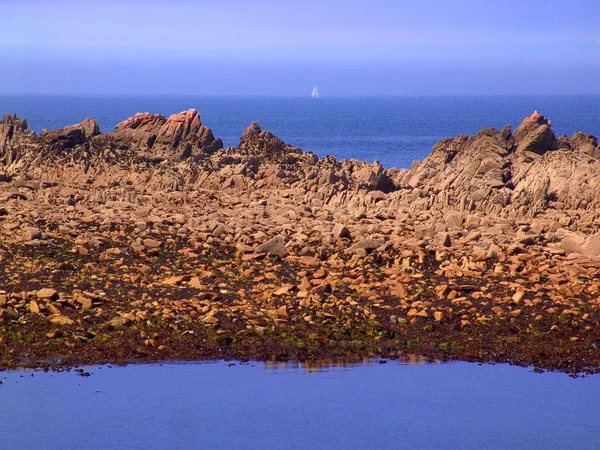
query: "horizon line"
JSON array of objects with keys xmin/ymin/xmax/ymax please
[{"xmin": 1, "ymin": 93, "xmax": 600, "ymax": 98}]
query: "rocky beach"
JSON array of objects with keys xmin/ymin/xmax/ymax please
[{"xmin": 1, "ymin": 109, "xmax": 600, "ymax": 374}]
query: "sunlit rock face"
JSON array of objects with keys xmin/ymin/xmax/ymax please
[{"xmin": 1, "ymin": 109, "xmax": 600, "ymax": 219}]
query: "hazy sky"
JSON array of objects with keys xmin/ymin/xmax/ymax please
[{"xmin": 2, "ymin": 0, "xmax": 599, "ymax": 95}]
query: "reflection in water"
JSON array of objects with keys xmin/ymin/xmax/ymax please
[{"xmin": 263, "ymin": 354, "xmax": 446, "ymax": 373}]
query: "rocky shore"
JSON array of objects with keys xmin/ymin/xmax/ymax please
[{"xmin": 1, "ymin": 109, "xmax": 600, "ymax": 373}]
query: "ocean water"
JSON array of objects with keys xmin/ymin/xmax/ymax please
[
  {"xmin": 1, "ymin": 361, "xmax": 599, "ymax": 450},
  {"xmin": 1, "ymin": 95, "xmax": 599, "ymax": 169}
]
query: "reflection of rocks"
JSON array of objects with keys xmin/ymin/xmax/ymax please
[{"xmin": 264, "ymin": 354, "xmax": 443, "ymax": 373}]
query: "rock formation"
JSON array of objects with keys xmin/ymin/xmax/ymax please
[
  {"xmin": 1, "ymin": 108, "xmax": 600, "ymax": 372},
  {"xmin": 393, "ymin": 111, "xmax": 600, "ymax": 219},
  {"xmin": 113, "ymin": 109, "xmax": 223, "ymax": 160},
  {"xmin": 2, "ymin": 109, "xmax": 599, "ymax": 219}
]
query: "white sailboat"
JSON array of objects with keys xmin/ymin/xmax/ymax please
[{"xmin": 311, "ymin": 86, "xmax": 320, "ymax": 99}]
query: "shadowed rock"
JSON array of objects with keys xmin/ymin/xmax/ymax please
[
  {"xmin": 237, "ymin": 122, "xmax": 303, "ymax": 159},
  {"xmin": 41, "ymin": 118, "xmax": 100, "ymax": 152},
  {"xmin": 1, "ymin": 114, "xmax": 32, "ymax": 165}
]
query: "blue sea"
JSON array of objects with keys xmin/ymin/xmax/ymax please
[{"xmin": 1, "ymin": 95, "xmax": 599, "ymax": 169}]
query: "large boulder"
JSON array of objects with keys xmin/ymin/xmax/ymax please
[
  {"xmin": 514, "ymin": 111, "xmax": 557, "ymax": 155},
  {"xmin": 41, "ymin": 118, "xmax": 100, "ymax": 152},
  {"xmin": 113, "ymin": 109, "xmax": 222, "ymax": 160},
  {"xmin": 113, "ymin": 112, "xmax": 167, "ymax": 150}
]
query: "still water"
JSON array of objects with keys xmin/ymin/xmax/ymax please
[{"xmin": 1, "ymin": 360, "xmax": 598, "ymax": 449}]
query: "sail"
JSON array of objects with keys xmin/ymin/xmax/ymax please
[{"xmin": 311, "ymin": 86, "xmax": 319, "ymax": 98}]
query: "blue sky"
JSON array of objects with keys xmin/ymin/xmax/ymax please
[{"xmin": 2, "ymin": 0, "xmax": 599, "ymax": 95}]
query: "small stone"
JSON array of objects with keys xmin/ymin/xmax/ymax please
[
  {"xmin": 188, "ymin": 277, "xmax": 205, "ymax": 289},
  {"xmin": 242, "ymin": 253, "xmax": 265, "ymax": 261},
  {"xmin": 1, "ymin": 308, "xmax": 19, "ymax": 321},
  {"xmin": 235, "ymin": 243, "xmax": 253, "ymax": 253},
  {"xmin": 512, "ymin": 291, "xmax": 525, "ymax": 303},
  {"xmin": 142, "ymin": 238, "xmax": 162, "ymax": 249},
  {"xmin": 273, "ymin": 285, "xmax": 293, "ymax": 296},
  {"xmin": 162, "ymin": 275, "xmax": 185, "ymax": 286},
  {"xmin": 74, "ymin": 294, "xmax": 93, "ymax": 309},
  {"xmin": 25, "ymin": 227, "xmax": 42, "ymax": 240},
  {"xmin": 332, "ymin": 223, "xmax": 351, "ymax": 240},
  {"xmin": 444, "ymin": 212, "xmax": 463, "ymax": 230},
  {"xmin": 492, "ymin": 306, "xmax": 504, "ymax": 316},
  {"xmin": 28, "ymin": 301, "xmax": 40, "ymax": 314},
  {"xmin": 465, "ymin": 215, "xmax": 481, "ymax": 230},
  {"xmin": 202, "ymin": 315, "xmax": 219, "ymax": 325},
  {"xmin": 299, "ymin": 277, "xmax": 311, "ymax": 290},
  {"xmin": 297, "ymin": 256, "xmax": 320, "ymax": 267},
  {"xmin": 255, "ymin": 235, "xmax": 287, "ymax": 258},
  {"xmin": 212, "ymin": 223, "xmax": 227, "ymax": 237},
  {"xmin": 50, "ymin": 315, "xmax": 74, "ymax": 326},
  {"xmin": 37, "ymin": 288, "xmax": 58, "ymax": 300},
  {"xmin": 109, "ymin": 317, "xmax": 130, "ymax": 327},
  {"xmin": 349, "ymin": 238, "xmax": 384, "ymax": 253},
  {"xmin": 46, "ymin": 304, "xmax": 61, "ymax": 315}
]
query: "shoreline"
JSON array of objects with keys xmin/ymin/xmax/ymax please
[
  {"xmin": 0, "ymin": 356, "xmax": 577, "ymax": 377},
  {"xmin": 1, "ymin": 232, "xmax": 597, "ymax": 375},
  {"xmin": 1, "ymin": 109, "xmax": 600, "ymax": 374}
]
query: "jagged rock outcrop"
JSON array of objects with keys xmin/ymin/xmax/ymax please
[
  {"xmin": 0, "ymin": 109, "xmax": 226, "ymax": 188},
  {"xmin": 113, "ymin": 109, "xmax": 223, "ymax": 161},
  {"xmin": 570, "ymin": 132, "xmax": 600, "ymax": 158},
  {"xmin": 237, "ymin": 122, "xmax": 303, "ymax": 159},
  {"xmin": 1, "ymin": 109, "xmax": 599, "ymax": 221},
  {"xmin": 513, "ymin": 111, "xmax": 558, "ymax": 155},
  {"xmin": 393, "ymin": 111, "xmax": 600, "ymax": 218},
  {"xmin": 1, "ymin": 114, "xmax": 33, "ymax": 166},
  {"xmin": 41, "ymin": 118, "xmax": 100, "ymax": 153}
]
